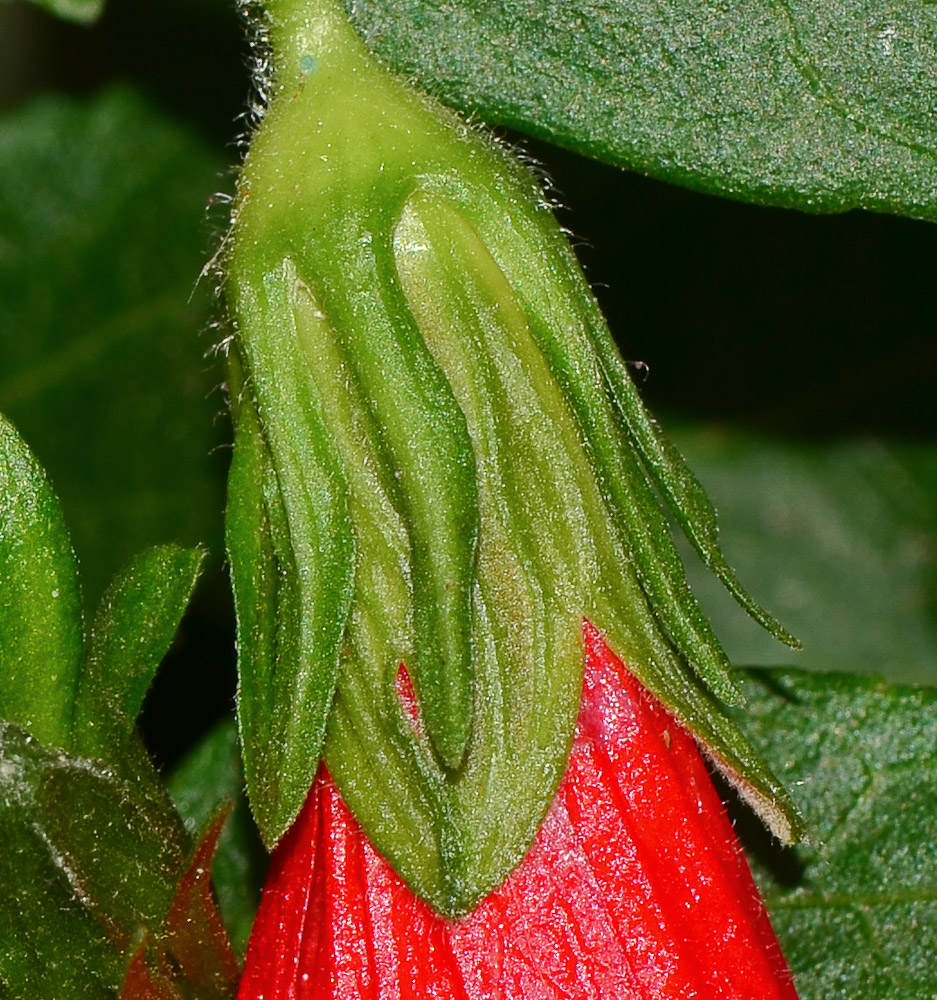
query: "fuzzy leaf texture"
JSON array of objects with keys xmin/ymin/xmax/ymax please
[
  {"xmin": 736, "ymin": 670, "xmax": 937, "ymax": 999},
  {"xmin": 236, "ymin": 623, "xmax": 798, "ymax": 1000},
  {"xmin": 0, "ymin": 416, "xmax": 237, "ymax": 997},
  {"xmin": 346, "ymin": 0, "xmax": 937, "ymax": 222},
  {"xmin": 72, "ymin": 543, "xmax": 206, "ymax": 761},
  {"xmin": 226, "ymin": 0, "xmax": 800, "ymax": 917},
  {"xmin": 0, "ymin": 723, "xmax": 238, "ymax": 999},
  {"xmin": 0, "ymin": 411, "xmax": 83, "ymax": 748},
  {"xmin": 0, "ymin": 412, "xmax": 206, "ymax": 761}
]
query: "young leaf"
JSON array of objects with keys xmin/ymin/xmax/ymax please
[
  {"xmin": 739, "ymin": 669, "xmax": 937, "ymax": 998},
  {"xmin": 0, "ymin": 412, "xmax": 82, "ymax": 748},
  {"xmin": 72, "ymin": 544, "xmax": 205, "ymax": 760},
  {"xmin": 346, "ymin": 0, "xmax": 937, "ymax": 222}
]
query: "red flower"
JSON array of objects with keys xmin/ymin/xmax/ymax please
[{"xmin": 237, "ymin": 622, "xmax": 798, "ymax": 999}]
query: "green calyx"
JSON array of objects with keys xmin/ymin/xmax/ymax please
[{"xmin": 226, "ymin": 0, "xmax": 801, "ymax": 916}]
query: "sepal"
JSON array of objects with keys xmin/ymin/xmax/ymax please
[{"xmin": 227, "ymin": 0, "xmax": 802, "ymax": 913}]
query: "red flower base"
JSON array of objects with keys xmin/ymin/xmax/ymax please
[{"xmin": 237, "ymin": 622, "xmax": 798, "ymax": 999}]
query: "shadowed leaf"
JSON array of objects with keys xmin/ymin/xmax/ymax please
[{"xmin": 739, "ymin": 669, "xmax": 937, "ymax": 999}]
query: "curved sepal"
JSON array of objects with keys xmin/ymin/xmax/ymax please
[
  {"xmin": 227, "ymin": 0, "xmax": 802, "ymax": 914},
  {"xmin": 227, "ymin": 379, "xmax": 354, "ymax": 848}
]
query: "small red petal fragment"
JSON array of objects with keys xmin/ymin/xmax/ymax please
[
  {"xmin": 238, "ymin": 622, "xmax": 799, "ymax": 1000},
  {"xmin": 395, "ymin": 664, "xmax": 424, "ymax": 740},
  {"xmin": 165, "ymin": 809, "xmax": 241, "ymax": 994},
  {"xmin": 121, "ymin": 938, "xmax": 180, "ymax": 1000},
  {"xmin": 122, "ymin": 811, "xmax": 240, "ymax": 1000}
]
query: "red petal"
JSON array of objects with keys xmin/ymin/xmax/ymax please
[{"xmin": 238, "ymin": 622, "xmax": 799, "ymax": 1000}]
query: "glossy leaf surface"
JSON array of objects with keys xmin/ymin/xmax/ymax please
[{"xmin": 346, "ymin": 0, "xmax": 937, "ymax": 222}]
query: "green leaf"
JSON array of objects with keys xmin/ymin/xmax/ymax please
[
  {"xmin": 0, "ymin": 412, "xmax": 82, "ymax": 748},
  {"xmin": 167, "ymin": 718, "xmax": 266, "ymax": 956},
  {"xmin": 738, "ymin": 669, "xmax": 937, "ymax": 999},
  {"xmin": 6, "ymin": 0, "xmax": 104, "ymax": 24},
  {"xmin": 673, "ymin": 430, "xmax": 937, "ymax": 687},
  {"xmin": 0, "ymin": 722, "xmax": 237, "ymax": 998},
  {"xmin": 345, "ymin": 0, "xmax": 937, "ymax": 222},
  {"xmin": 72, "ymin": 545, "xmax": 205, "ymax": 760},
  {"xmin": 0, "ymin": 88, "xmax": 227, "ymax": 607}
]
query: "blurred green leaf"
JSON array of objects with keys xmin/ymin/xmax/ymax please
[
  {"xmin": 0, "ymin": 412, "xmax": 83, "ymax": 748},
  {"xmin": 673, "ymin": 429, "xmax": 937, "ymax": 687},
  {"xmin": 346, "ymin": 0, "xmax": 937, "ymax": 222},
  {"xmin": 739, "ymin": 669, "xmax": 937, "ymax": 999},
  {"xmin": 0, "ymin": 88, "xmax": 228, "ymax": 607},
  {"xmin": 4, "ymin": 0, "xmax": 104, "ymax": 25},
  {"xmin": 168, "ymin": 718, "xmax": 266, "ymax": 956},
  {"xmin": 73, "ymin": 544, "xmax": 205, "ymax": 760},
  {"xmin": 0, "ymin": 721, "xmax": 237, "ymax": 998}
]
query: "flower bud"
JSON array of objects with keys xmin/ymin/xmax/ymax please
[
  {"xmin": 225, "ymin": 0, "xmax": 801, "ymax": 916},
  {"xmin": 236, "ymin": 624, "xmax": 801, "ymax": 999}
]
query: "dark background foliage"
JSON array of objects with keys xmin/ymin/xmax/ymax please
[{"xmin": 5, "ymin": 0, "xmax": 935, "ymax": 434}]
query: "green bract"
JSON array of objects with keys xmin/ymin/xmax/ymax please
[{"xmin": 226, "ymin": 0, "xmax": 801, "ymax": 916}]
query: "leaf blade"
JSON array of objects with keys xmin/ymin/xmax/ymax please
[
  {"xmin": 0, "ymin": 412, "xmax": 83, "ymax": 748},
  {"xmin": 0, "ymin": 721, "xmax": 239, "ymax": 998},
  {"xmin": 0, "ymin": 722, "xmax": 183, "ymax": 996},
  {"xmin": 346, "ymin": 0, "xmax": 937, "ymax": 222},
  {"xmin": 738, "ymin": 669, "xmax": 937, "ymax": 999},
  {"xmin": 73, "ymin": 544, "xmax": 205, "ymax": 760}
]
